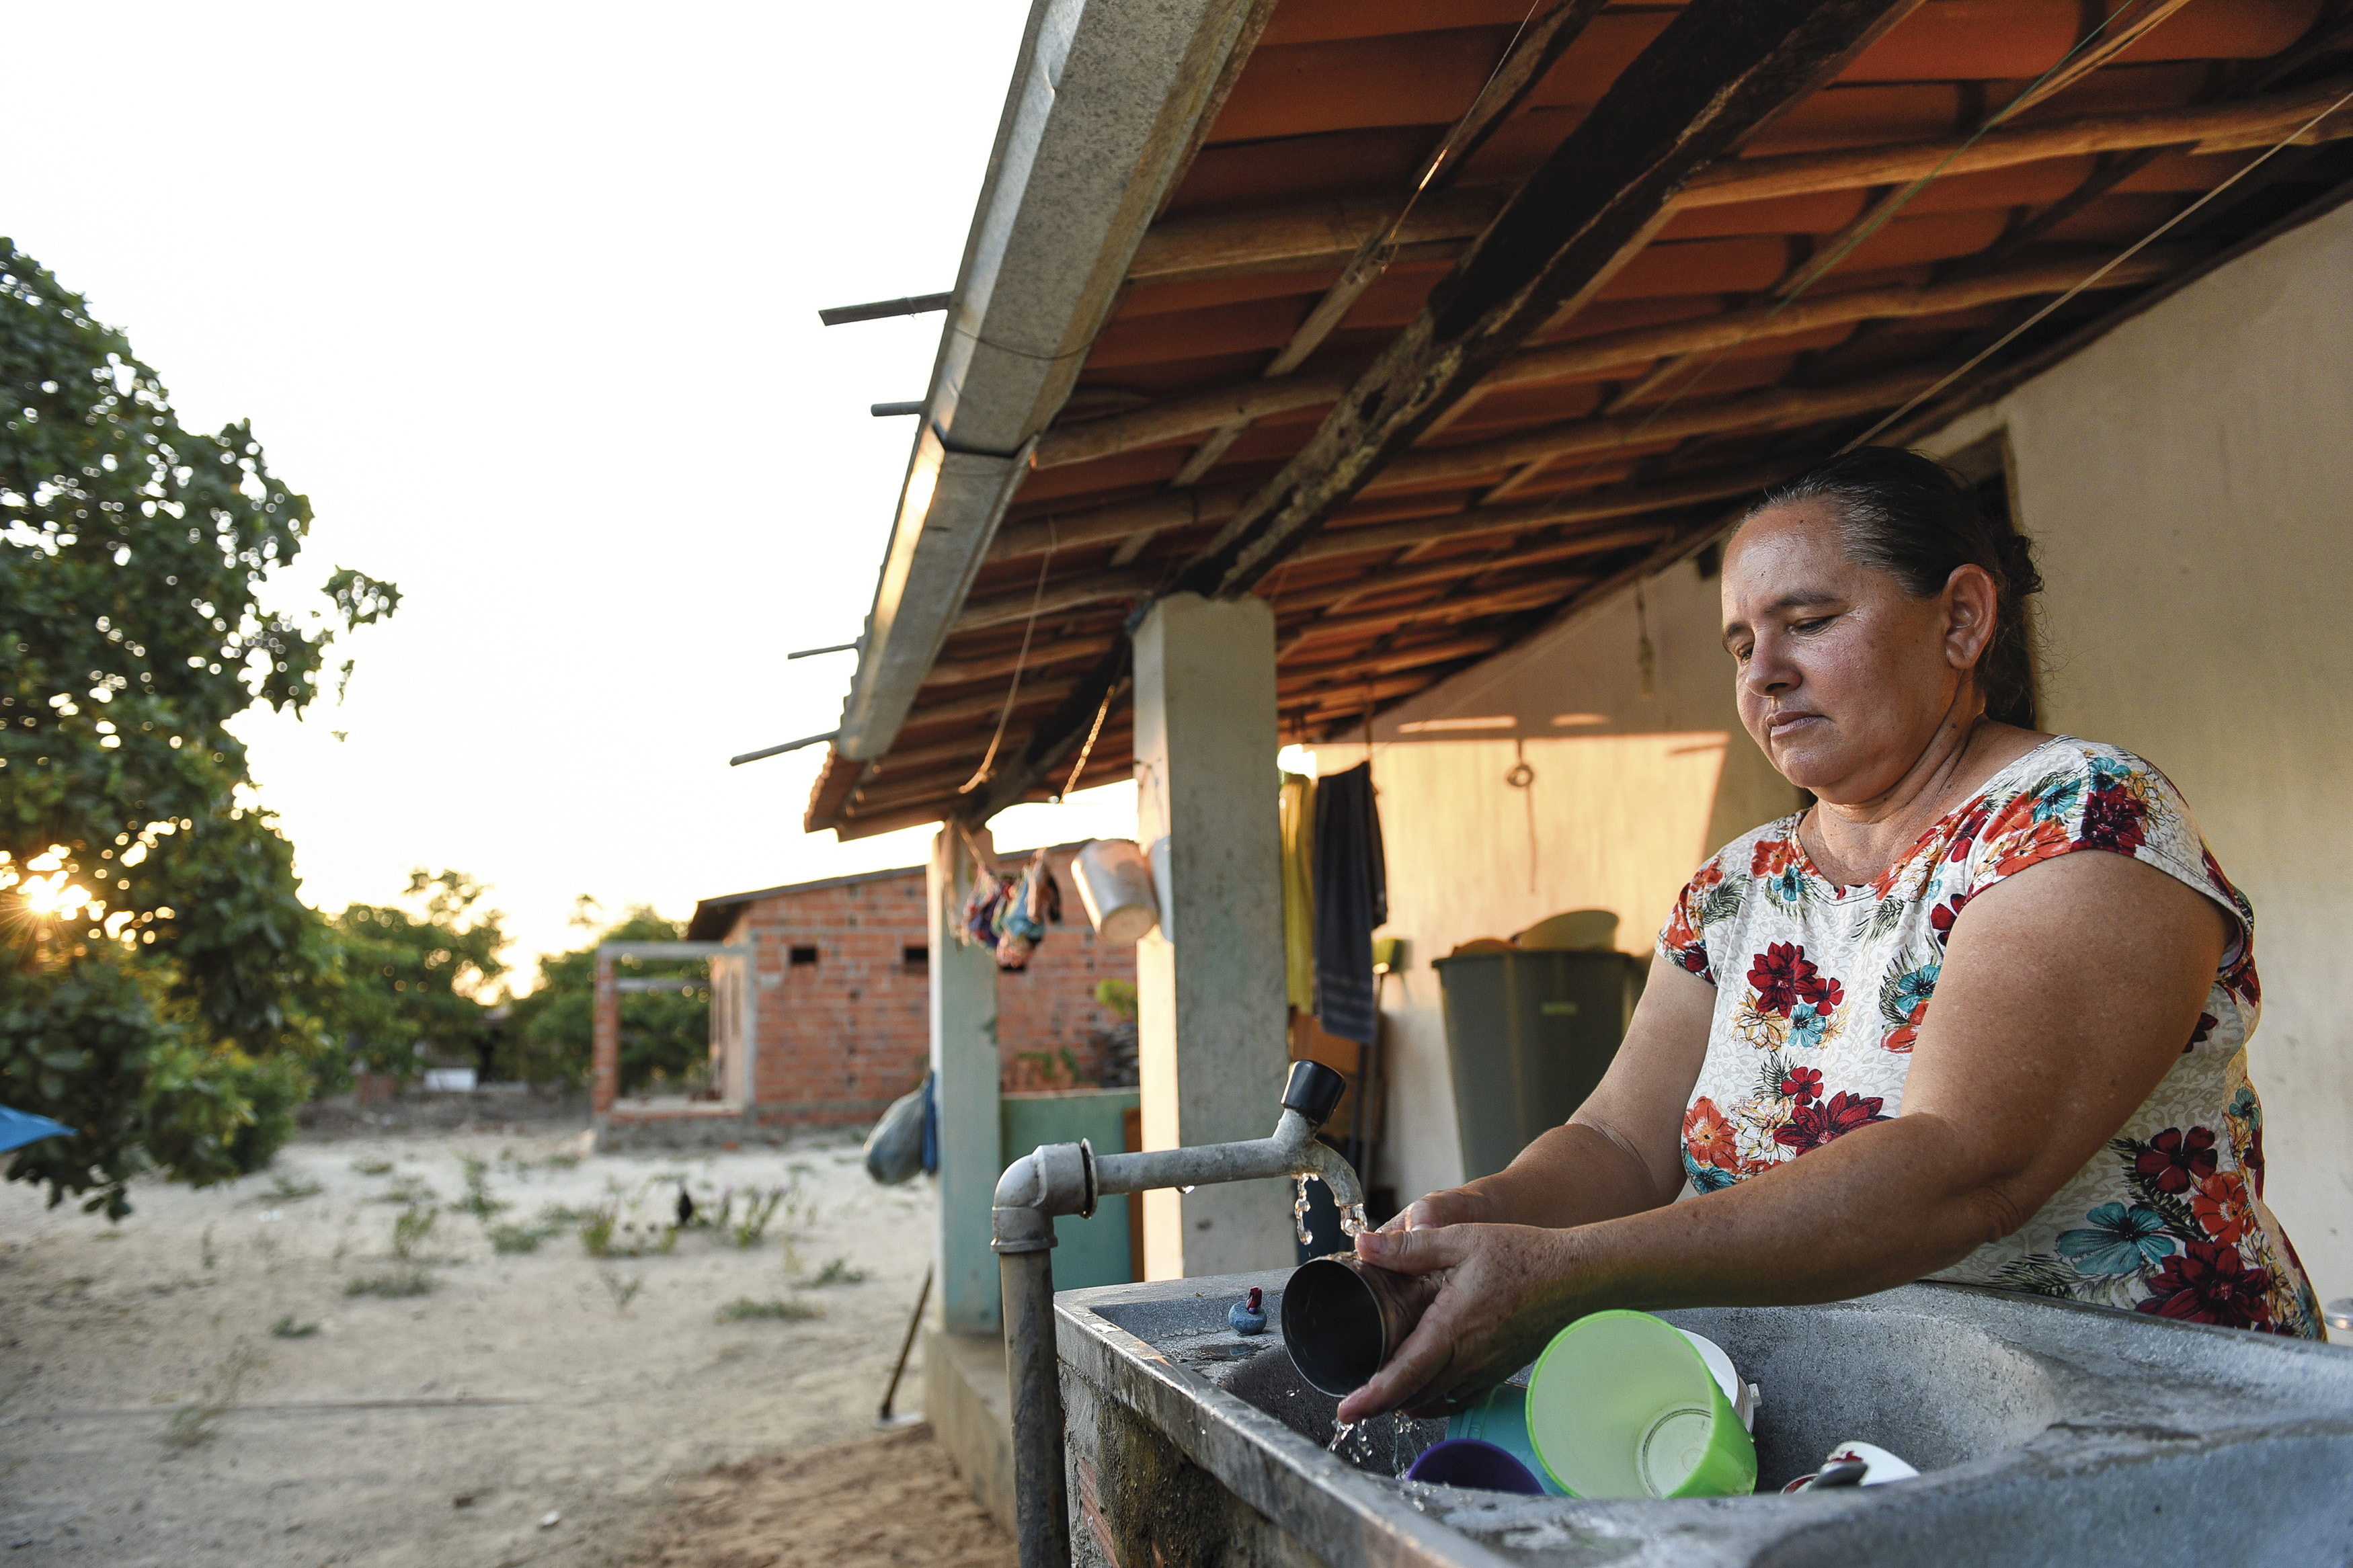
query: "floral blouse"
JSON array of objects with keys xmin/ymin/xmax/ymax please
[{"xmin": 1658, "ymin": 737, "xmax": 2322, "ymax": 1339}]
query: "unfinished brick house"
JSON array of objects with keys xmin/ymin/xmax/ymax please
[{"xmin": 682, "ymin": 842, "xmax": 1135, "ymax": 1127}]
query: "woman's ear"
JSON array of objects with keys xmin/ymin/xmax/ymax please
[{"xmin": 1942, "ymin": 563, "xmax": 1999, "ymax": 674}]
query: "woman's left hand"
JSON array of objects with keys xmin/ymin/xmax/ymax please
[{"xmin": 1333, "ymin": 1222, "xmax": 1590, "ymax": 1424}]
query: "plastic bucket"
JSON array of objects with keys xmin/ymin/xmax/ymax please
[
  {"xmin": 1525, "ymin": 1311, "xmax": 1757, "ymax": 1499},
  {"xmin": 1072, "ymin": 839, "xmax": 1160, "ymax": 944}
]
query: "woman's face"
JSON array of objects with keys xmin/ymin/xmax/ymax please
[{"xmin": 1720, "ymin": 502, "xmax": 1993, "ymax": 803}]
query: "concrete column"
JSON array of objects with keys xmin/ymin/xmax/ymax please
[
  {"xmin": 930, "ymin": 825, "xmax": 1003, "ymax": 1333},
  {"xmin": 1131, "ymin": 592, "xmax": 1291, "ymax": 1278}
]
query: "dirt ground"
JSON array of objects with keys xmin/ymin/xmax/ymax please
[{"xmin": 0, "ymin": 1109, "xmax": 1007, "ymax": 1568}]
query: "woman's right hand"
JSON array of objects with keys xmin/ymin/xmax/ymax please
[{"xmin": 1382, "ymin": 1186, "xmax": 1499, "ymax": 1232}]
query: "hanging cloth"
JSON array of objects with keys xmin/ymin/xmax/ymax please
[
  {"xmin": 1312, "ymin": 761, "xmax": 1387, "ymax": 1045},
  {"xmin": 1280, "ymin": 771, "xmax": 1319, "ymax": 1013}
]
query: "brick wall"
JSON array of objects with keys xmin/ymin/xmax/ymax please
[{"xmin": 717, "ymin": 845, "xmax": 1135, "ymax": 1127}]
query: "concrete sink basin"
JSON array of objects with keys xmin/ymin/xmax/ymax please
[{"xmin": 1055, "ymin": 1272, "xmax": 2352, "ymax": 1567}]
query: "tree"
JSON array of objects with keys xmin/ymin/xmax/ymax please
[
  {"xmin": 502, "ymin": 904, "xmax": 709, "ymax": 1094},
  {"xmin": 1, "ymin": 240, "xmax": 397, "ymax": 1214},
  {"xmin": 323, "ymin": 870, "xmax": 508, "ymax": 1082}
]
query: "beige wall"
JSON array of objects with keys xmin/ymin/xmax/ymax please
[
  {"xmin": 1312, "ymin": 558, "xmax": 1799, "ymax": 1204},
  {"xmin": 1920, "ymin": 198, "xmax": 2353, "ymax": 1307}
]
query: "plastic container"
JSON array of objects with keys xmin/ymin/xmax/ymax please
[
  {"xmin": 1404, "ymin": 1438, "xmax": 1546, "ymax": 1494},
  {"xmin": 1444, "ymin": 1383, "xmax": 1565, "ymax": 1495},
  {"xmin": 1525, "ymin": 1311, "xmax": 1757, "ymax": 1499},
  {"xmin": 1433, "ymin": 948, "xmax": 1642, "ymax": 1180},
  {"xmin": 1071, "ymin": 839, "xmax": 1160, "ymax": 944}
]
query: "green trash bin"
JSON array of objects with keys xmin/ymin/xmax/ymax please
[{"xmin": 1435, "ymin": 949, "xmax": 1644, "ymax": 1182}]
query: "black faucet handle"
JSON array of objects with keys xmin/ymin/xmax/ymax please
[{"xmin": 1282, "ymin": 1060, "xmax": 1347, "ymax": 1128}]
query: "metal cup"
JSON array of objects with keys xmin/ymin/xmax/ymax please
[{"xmin": 1281, "ymin": 1253, "xmax": 1442, "ymax": 1397}]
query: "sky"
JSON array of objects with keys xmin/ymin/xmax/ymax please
[{"xmin": 6, "ymin": 2, "xmax": 1145, "ymax": 980}]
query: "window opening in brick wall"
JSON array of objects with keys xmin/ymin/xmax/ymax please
[
  {"xmin": 902, "ymin": 945, "xmax": 929, "ymax": 968},
  {"xmin": 789, "ymin": 945, "xmax": 820, "ymax": 966}
]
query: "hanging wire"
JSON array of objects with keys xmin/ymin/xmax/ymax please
[
  {"xmin": 957, "ymin": 526, "xmax": 1057, "ymax": 794},
  {"xmin": 1845, "ymin": 81, "xmax": 2353, "ymax": 449},
  {"xmin": 1053, "ymin": 674, "xmax": 1121, "ymax": 802}
]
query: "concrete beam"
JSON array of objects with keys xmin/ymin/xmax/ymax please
[
  {"xmin": 1131, "ymin": 593, "xmax": 1291, "ymax": 1278},
  {"xmin": 832, "ymin": 0, "xmax": 1268, "ymax": 764}
]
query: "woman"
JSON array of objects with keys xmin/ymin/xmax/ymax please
[{"xmin": 1336, "ymin": 447, "xmax": 2323, "ymax": 1426}]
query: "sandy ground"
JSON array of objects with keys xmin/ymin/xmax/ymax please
[{"xmin": 0, "ymin": 1115, "xmax": 972, "ymax": 1568}]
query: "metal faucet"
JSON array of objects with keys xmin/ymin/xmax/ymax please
[{"xmin": 991, "ymin": 1059, "xmax": 1360, "ymax": 1568}]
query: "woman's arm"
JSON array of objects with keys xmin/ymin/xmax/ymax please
[
  {"xmin": 1336, "ymin": 849, "xmax": 2227, "ymax": 1423},
  {"xmin": 1394, "ymin": 962, "xmax": 1716, "ymax": 1231}
]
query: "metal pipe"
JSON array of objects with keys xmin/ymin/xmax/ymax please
[
  {"xmin": 990, "ymin": 1060, "xmax": 1353, "ymax": 1568},
  {"xmin": 871, "ymin": 401, "xmax": 926, "ymax": 417},
  {"xmin": 816, "ymin": 291, "xmax": 953, "ymax": 325},
  {"xmin": 727, "ymin": 729, "xmax": 840, "ymax": 767},
  {"xmin": 1000, "ymin": 1248, "xmax": 1068, "ymax": 1567}
]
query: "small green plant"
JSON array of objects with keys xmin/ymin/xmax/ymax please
[
  {"xmin": 454, "ymin": 1158, "xmax": 507, "ymax": 1221},
  {"xmin": 795, "ymin": 1257, "xmax": 868, "ymax": 1290},
  {"xmin": 731, "ymin": 1188, "xmax": 785, "ymax": 1249},
  {"xmin": 200, "ymin": 1227, "xmax": 216, "ymax": 1270},
  {"xmin": 716, "ymin": 1296, "xmax": 823, "ymax": 1323},
  {"xmin": 545, "ymin": 1150, "xmax": 581, "ymax": 1170},
  {"xmin": 268, "ymin": 1173, "xmax": 323, "ymax": 1202},
  {"xmin": 352, "ymin": 1157, "xmax": 394, "ymax": 1177},
  {"xmin": 391, "ymin": 1205, "xmax": 440, "ymax": 1262},
  {"xmin": 376, "ymin": 1175, "xmax": 438, "ymax": 1206},
  {"xmin": 601, "ymin": 1272, "xmax": 645, "ymax": 1313},
  {"xmin": 1094, "ymin": 977, "xmax": 1138, "ymax": 1020},
  {"xmin": 161, "ymin": 1348, "xmax": 264, "ymax": 1448},
  {"xmin": 488, "ymin": 1222, "xmax": 553, "ymax": 1253},
  {"xmin": 344, "ymin": 1267, "xmax": 436, "ymax": 1298},
  {"xmin": 271, "ymin": 1315, "xmax": 319, "ymax": 1339},
  {"xmin": 579, "ymin": 1208, "xmax": 618, "ymax": 1257}
]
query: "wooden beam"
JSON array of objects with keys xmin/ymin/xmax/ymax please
[
  {"xmin": 1115, "ymin": 78, "xmax": 2350, "ymax": 289},
  {"xmin": 1677, "ymin": 73, "xmax": 2353, "ymax": 210},
  {"xmin": 1279, "ymin": 528, "xmax": 1668, "ymax": 617},
  {"xmin": 1167, "ymin": 3, "xmax": 1615, "ymax": 489},
  {"xmin": 1286, "ymin": 467, "xmax": 1771, "ymax": 566},
  {"xmin": 1281, "ymin": 633, "xmax": 1509, "ymax": 686},
  {"xmin": 986, "ymin": 484, "xmax": 1249, "ymax": 564},
  {"xmin": 895, "ymin": 679, "xmax": 1078, "ymax": 735},
  {"xmin": 927, "ymin": 635, "xmax": 1117, "ymax": 690},
  {"xmin": 1126, "ymin": 188, "xmax": 1506, "ymax": 286},
  {"xmin": 1283, "ymin": 672, "xmax": 1441, "ymax": 714},
  {"xmin": 1184, "ymin": 0, "xmax": 1929, "ymax": 603},
  {"xmin": 948, "ymin": 569, "xmax": 1157, "ymax": 634},
  {"xmin": 1368, "ymin": 366, "xmax": 1939, "ymax": 495},
  {"xmin": 1280, "ymin": 575, "xmax": 1595, "ymax": 651},
  {"xmin": 1035, "ymin": 252, "xmax": 2176, "ymax": 473}
]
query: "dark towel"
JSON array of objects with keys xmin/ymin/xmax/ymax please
[{"xmin": 1312, "ymin": 762, "xmax": 1388, "ymax": 1044}]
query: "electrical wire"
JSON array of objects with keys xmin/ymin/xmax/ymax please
[{"xmin": 957, "ymin": 526, "xmax": 1056, "ymax": 794}]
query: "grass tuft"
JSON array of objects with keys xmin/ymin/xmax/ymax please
[
  {"xmin": 795, "ymin": 1257, "xmax": 868, "ymax": 1290},
  {"xmin": 344, "ymin": 1266, "xmax": 436, "ymax": 1298},
  {"xmin": 716, "ymin": 1296, "xmax": 823, "ymax": 1323},
  {"xmin": 351, "ymin": 1157, "xmax": 395, "ymax": 1176},
  {"xmin": 270, "ymin": 1315, "xmax": 320, "ymax": 1339}
]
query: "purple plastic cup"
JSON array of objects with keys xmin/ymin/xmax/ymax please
[{"xmin": 1406, "ymin": 1438, "xmax": 1547, "ymax": 1495}]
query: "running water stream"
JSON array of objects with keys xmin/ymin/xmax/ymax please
[{"xmin": 1293, "ymin": 1173, "xmax": 1371, "ymax": 1247}]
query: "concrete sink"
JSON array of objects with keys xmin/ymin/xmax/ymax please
[{"xmin": 1055, "ymin": 1272, "xmax": 2353, "ymax": 1567}]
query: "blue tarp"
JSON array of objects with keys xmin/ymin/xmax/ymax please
[{"xmin": 0, "ymin": 1106, "xmax": 76, "ymax": 1152}]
